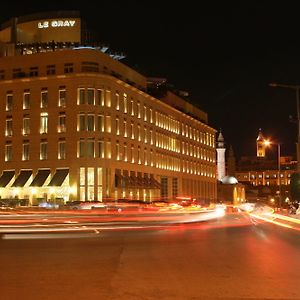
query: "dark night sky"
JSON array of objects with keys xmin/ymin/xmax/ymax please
[{"xmin": 2, "ymin": 1, "xmax": 300, "ymax": 160}]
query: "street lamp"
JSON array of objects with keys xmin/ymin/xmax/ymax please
[
  {"xmin": 269, "ymin": 83, "xmax": 300, "ymax": 172},
  {"xmin": 264, "ymin": 139, "xmax": 281, "ymax": 208}
]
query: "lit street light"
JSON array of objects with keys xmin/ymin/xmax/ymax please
[
  {"xmin": 264, "ymin": 139, "xmax": 282, "ymax": 208},
  {"xmin": 269, "ymin": 83, "xmax": 300, "ymax": 172}
]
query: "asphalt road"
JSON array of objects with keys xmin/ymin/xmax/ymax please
[{"xmin": 1, "ymin": 212, "xmax": 300, "ymax": 300}]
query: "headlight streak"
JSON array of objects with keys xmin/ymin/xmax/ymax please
[
  {"xmin": 0, "ymin": 208, "xmax": 227, "ymax": 239},
  {"xmin": 249, "ymin": 211, "xmax": 300, "ymax": 231}
]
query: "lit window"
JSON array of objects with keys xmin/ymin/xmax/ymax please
[
  {"xmin": 124, "ymin": 120, "xmax": 127, "ymax": 137},
  {"xmin": 131, "ymin": 145, "xmax": 134, "ymax": 163},
  {"xmin": 98, "ymin": 140, "xmax": 104, "ymax": 158},
  {"xmin": 105, "ymin": 116, "xmax": 111, "ymax": 133},
  {"xmin": 97, "ymin": 89, "xmax": 104, "ymax": 106},
  {"xmin": 78, "ymin": 88, "xmax": 85, "ymax": 105},
  {"xmin": 123, "ymin": 93, "xmax": 127, "ymax": 113},
  {"xmin": 78, "ymin": 139, "xmax": 85, "ymax": 158},
  {"xmin": 87, "ymin": 89, "xmax": 95, "ymax": 105},
  {"xmin": 58, "ymin": 114, "xmax": 66, "ymax": 133},
  {"xmin": 58, "ymin": 140, "xmax": 66, "ymax": 159},
  {"xmin": 41, "ymin": 90, "xmax": 48, "ymax": 108},
  {"xmin": 5, "ymin": 118, "xmax": 12, "ymax": 136},
  {"xmin": 6, "ymin": 93, "xmax": 13, "ymax": 111},
  {"xmin": 124, "ymin": 143, "xmax": 128, "ymax": 161},
  {"xmin": 22, "ymin": 142, "xmax": 29, "ymax": 161},
  {"xmin": 98, "ymin": 115, "xmax": 104, "ymax": 132},
  {"xmin": 78, "ymin": 114, "xmax": 85, "ymax": 131},
  {"xmin": 58, "ymin": 89, "xmax": 66, "ymax": 107},
  {"xmin": 23, "ymin": 117, "xmax": 30, "ymax": 135},
  {"xmin": 116, "ymin": 117, "xmax": 120, "ymax": 135},
  {"xmin": 40, "ymin": 141, "xmax": 48, "ymax": 160},
  {"xmin": 131, "ymin": 122, "xmax": 134, "ymax": 139},
  {"xmin": 137, "ymin": 102, "xmax": 141, "ymax": 118},
  {"xmin": 87, "ymin": 139, "xmax": 95, "ymax": 158},
  {"xmin": 40, "ymin": 113, "xmax": 48, "ymax": 134},
  {"xmin": 87, "ymin": 115, "xmax": 95, "ymax": 131},
  {"xmin": 5, "ymin": 143, "xmax": 12, "ymax": 161},
  {"xmin": 131, "ymin": 99, "xmax": 134, "ymax": 116},
  {"xmin": 144, "ymin": 106, "xmax": 147, "ymax": 122},
  {"xmin": 115, "ymin": 92, "xmax": 120, "ymax": 110},
  {"xmin": 106, "ymin": 141, "xmax": 111, "ymax": 159},
  {"xmin": 23, "ymin": 92, "xmax": 30, "ymax": 109},
  {"xmin": 106, "ymin": 90, "xmax": 111, "ymax": 107},
  {"xmin": 116, "ymin": 142, "xmax": 120, "ymax": 160}
]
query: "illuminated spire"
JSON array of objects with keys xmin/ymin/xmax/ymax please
[{"xmin": 256, "ymin": 128, "xmax": 266, "ymax": 157}]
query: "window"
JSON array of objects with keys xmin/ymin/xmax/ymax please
[
  {"xmin": 41, "ymin": 90, "xmax": 48, "ymax": 108},
  {"xmin": 131, "ymin": 145, "xmax": 134, "ymax": 163},
  {"xmin": 105, "ymin": 90, "xmax": 111, "ymax": 107},
  {"xmin": 106, "ymin": 141, "xmax": 111, "ymax": 159},
  {"xmin": 46, "ymin": 65, "xmax": 56, "ymax": 75},
  {"xmin": 58, "ymin": 140, "xmax": 66, "ymax": 159},
  {"xmin": 5, "ymin": 118, "xmax": 13, "ymax": 136},
  {"xmin": 5, "ymin": 143, "xmax": 12, "ymax": 161},
  {"xmin": 23, "ymin": 116, "xmax": 30, "ymax": 135},
  {"xmin": 22, "ymin": 141, "xmax": 30, "ymax": 161},
  {"xmin": 87, "ymin": 139, "xmax": 95, "ymax": 158},
  {"xmin": 130, "ymin": 122, "xmax": 134, "ymax": 139},
  {"xmin": 98, "ymin": 115, "xmax": 104, "ymax": 132},
  {"xmin": 98, "ymin": 140, "xmax": 104, "ymax": 158},
  {"xmin": 78, "ymin": 114, "xmax": 85, "ymax": 131},
  {"xmin": 137, "ymin": 102, "xmax": 141, "ymax": 118},
  {"xmin": 116, "ymin": 142, "xmax": 120, "ymax": 160},
  {"xmin": 87, "ymin": 115, "xmax": 95, "ymax": 131},
  {"xmin": 78, "ymin": 88, "xmax": 85, "ymax": 105},
  {"xmin": 64, "ymin": 63, "xmax": 73, "ymax": 73},
  {"xmin": 150, "ymin": 108, "xmax": 153, "ymax": 123},
  {"xmin": 115, "ymin": 92, "xmax": 120, "ymax": 110},
  {"xmin": 138, "ymin": 124, "xmax": 141, "ymax": 141},
  {"xmin": 105, "ymin": 116, "xmax": 111, "ymax": 133},
  {"xmin": 130, "ymin": 99, "xmax": 134, "ymax": 116},
  {"xmin": 144, "ymin": 106, "xmax": 147, "ymax": 122},
  {"xmin": 97, "ymin": 89, "xmax": 104, "ymax": 106},
  {"xmin": 58, "ymin": 88, "xmax": 66, "ymax": 107},
  {"xmin": 116, "ymin": 117, "xmax": 120, "ymax": 135},
  {"xmin": 6, "ymin": 93, "xmax": 13, "ymax": 111},
  {"xmin": 23, "ymin": 92, "xmax": 30, "ymax": 109},
  {"xmin": 40, "ymin": 112, "xmax": 48, "ymax": 134},
  {"xmin": 29, "ymin": 67, "xmax": 38, "ymax": 77},
  {"xmin": 87, "ymin": 89, "xmax": 95, "ymax": 105},
  {"xmin": 58, "ymin": 114, "xmax": 66, "ymax": 133},
  {"xmin": 124, "ymin": 119, "xmax": 127, "ymax": 137},
  {"xmin": 78, "ymin": 139, "xmax": 85, "ymax": 158},
  {"xmin": 123, "ymin": 93, "xmax": 127, "ymax": 113},
  {"xmin": 124, "ymin": 143, "xmax": 128, "ymax": 161},
  {"xmin": 40, "ymin": 141, "xmax": 48, "ymax": 160}
]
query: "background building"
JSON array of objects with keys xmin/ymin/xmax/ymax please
[
  {"xmin": 235, "ymin": 129, "xmax": 297, "ymax": 204},
  {"xmin": 0, "ymin": 11, "xmax": 217, "ymax": 205},
  {"xmin": 216, "ymin": 131, "xmax": 245, "ymax": 206}
]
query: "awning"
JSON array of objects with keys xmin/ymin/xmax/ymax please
[
  {"xmin": 149, "ymin": 177, "xmax": 161, "ymax": 189},
  {"xmin": 0, "ymin": 170, "xmax": 15, "ymax": 187},
  {"xmin": 115, "ymin": 174, "xmax": 124, "ymax": 188},
  {"xmin": 30, "ymin": 169, "xmax": 51, "ymax": 187},
  {"xmin": 48, "ymin": 169, "xmax": 69, "ymax": 186},
  {"xmin": 11, "ymin": 170, "xmax": 32, "ymax": 187}
]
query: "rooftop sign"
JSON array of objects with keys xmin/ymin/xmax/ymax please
[{"xmin": 38, "ymin": 20, "xmax": 76, "ymax": 29}]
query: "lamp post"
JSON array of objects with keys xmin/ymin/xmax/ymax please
[
  {"xmin": 264, "ymin": 139, "xmax": 281, "ymax": 209},
  {"xmin": 269, "ymin": 83, "xmax": 300, "ymax": 172}
]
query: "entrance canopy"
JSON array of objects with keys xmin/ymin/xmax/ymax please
[{"xmin": 48, "ymin": 168, "xmax": 69, "ymax": 186}]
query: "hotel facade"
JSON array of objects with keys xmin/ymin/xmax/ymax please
[{"xmin": 0, "ymin": 11, "xmax": 217, "ymax": 205}]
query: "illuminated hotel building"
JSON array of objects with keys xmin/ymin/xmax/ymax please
[{"xmin": 0, "ymin": 11, "xmax": 217, "ymax": 204}]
